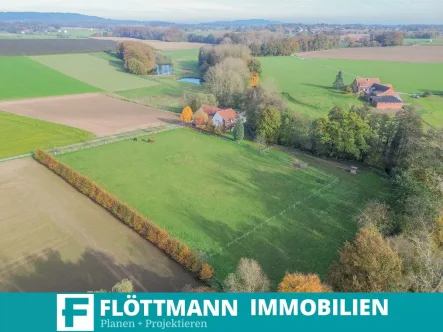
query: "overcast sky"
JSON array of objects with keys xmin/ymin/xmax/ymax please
[{"xmin": 1, "ymin": 0, "xmax": 442, "ymax": 24}]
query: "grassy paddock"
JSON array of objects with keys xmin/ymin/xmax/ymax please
[
  {"xmin": 0, "ymin": 111, "xmax": 94, "ymax": 158},
  {"xmin": 0, "ymin": 56, "xmax": 99, "ymax": 100},
  {"xmin": 32, "ymin": 53, "xmax": 159, "ymax": 92},
  {"xmin": 260, "ymin": 56, "xmax": 361, "ymax": 118},
  {"xmin": 58, "ymin": 128, "xmax": 390, "ymax": 285}
]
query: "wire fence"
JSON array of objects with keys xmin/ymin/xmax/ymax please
[{"xmin": 0, "ymin": 124, "xmax": 181, "ymax": 163}]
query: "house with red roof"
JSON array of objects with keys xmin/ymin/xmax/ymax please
[
  {"xmin": 351, "ymin": 78, "xmax": 381, "ymax": 94},
  {"xmin": 212, "ymin": 108, "xmax": 239, "ymax": 130},
  {"xmin": 199, "ymin": 104, "xmax": 223, "ymax": 118}
]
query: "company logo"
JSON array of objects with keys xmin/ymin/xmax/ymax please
[{"xmin": 57, "ymin": 294, "xmax": 94, "ymax": 331}]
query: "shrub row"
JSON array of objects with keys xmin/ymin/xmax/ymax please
[{"xmin": 34, "ymin": 149, "xmax": 214, "ymax": 282}]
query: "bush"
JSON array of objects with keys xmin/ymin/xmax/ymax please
[
  {"xmin": 422, "ymin": 91, "xmax": 432, "ymax": 97},
  {"xmin": 278, "ymin": 273, "xmax": 331, "ymax": 292},
  {"xmin": 343, "ymin": 85, "xmax": 353, "ymax": 94},
  {"xmin": 199, "ymin": 263, "xmax": 214, "ymax": 281},
  {"xmin": 125, "ymin": 57, "xmax": 148, "ymax": 75},
  {"xmin": 33, "ymin": 149, "xmax": 213, "ymax": 281}
]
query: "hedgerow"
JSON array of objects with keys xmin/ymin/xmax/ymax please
[{"xmin": 34, "ymin": 149, "xmax": 213, "ymax": 281}]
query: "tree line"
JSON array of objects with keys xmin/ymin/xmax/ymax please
[
  {"xmin": 34, "ymin": 149, "xmax": 214, "ymax": 284},
  {"xmin": 243, "ymin": 95, "xmax": 443, "ymax": 292}
]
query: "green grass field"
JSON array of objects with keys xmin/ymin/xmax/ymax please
[
  {"xmin": 57, "ymin": 128, "xmax": 390, "ymax": 285},
  {"xmin": 315, "ymin": 59, "xmax": 443, "ymax": 94},
  {"xmin": 0, "ymin": 57, "xmax": 100, "ymax": 100},
  {"xmin": 406, "ymin": 95, "xmax": 443, "ymax": 127},
  {"xmin": 260, "ymin": 56, "xmax": 361, "ymax": 117},
  {"xmin": 115, "ymin": 49, "xmax": 205, "ymax": 112},
  {"xmin": 32, "ymin": 53, "xmax": 159, "ymax": 92},
  {"xmin": 0, "ymin": 111, "xmax": 94, "ymax": 158},
  {"xmin": 164, "ymin": 48, "xmax": 201, "ymax": 78}
]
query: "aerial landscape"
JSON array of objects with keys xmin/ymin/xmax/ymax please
[{"xmin": 0, "ymin": 0, "xmax": 442, "ymax": 295}]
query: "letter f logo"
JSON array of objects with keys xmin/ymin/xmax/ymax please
[
  {"xmin": 57, "ymin": 294, "xmax": 94, "ymax": 331},
  {"xmin": 63, "ymin": 298, "xmax": 89, "ymax": 327}
]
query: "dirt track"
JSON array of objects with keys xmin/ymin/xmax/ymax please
[
  {"xmin": 0, "ymin": 158, "xmax": 197, "ymax": 292},
  {"xmin": 91, "ymin": 37, "xmax": 206, "ymax": 50},
  {"xmin": 0, "ymin": 93, "xmax": 180, "ymax": 136},
  {"xmin": 298, "ymin": 45, "xmax": 443, "ymax": 63}
]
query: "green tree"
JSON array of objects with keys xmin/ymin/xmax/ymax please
[
  {"xmin": 233, "ymin": 119, "xmax": 244, "ymax": 141},
  {"xmin": 316, "ymin": 106, "xmax": 372, "ymax": 159},
  {"xmin": 328, "ymin": 226, "xmax": 404, "ymax": 292},
  {"xmin": 333, "ymin": 71, "xmax": 345, "ymax": 90},
  {"xmin": 256, "ymin": 106, "xmax": 281, "ymax": 143},
  {"xmin": 185, "ymin": 93, "xmax": 218, "ymax": 113}
]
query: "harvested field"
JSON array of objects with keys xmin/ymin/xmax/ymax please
[
  {"xmin": 298, "ymin": 45, "xmax": 443, "ymax": 63},
  {"xmin": 91, "ymin": 37, "xmax": 206, "ymax": 50},
  {"xmin": 0, "ymin": 39, "xmax": 117, "ymax": 56},
  {"xmin": 32, "ymin": 53, "xmax": 159, "ymax": 92},
  {"xmin": 0, "ymin": 158, "xmax": 197, "ymax": 292},
  {"xmin": 0, "ymin": 94, "xmax": 180, "ymax": 136}
]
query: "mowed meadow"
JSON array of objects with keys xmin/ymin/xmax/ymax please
[
  {"xmin": 0, "ymin": 111, "xmax": 93, "ymax": 158},
  {"xmin": 260, "ymin": 56, "xmax": 443, "ymax": 126},
  {"xmin": 0, "ymin": 56, "xmax": 100, "ymax": 100},
  {"xmin": 57, "ymin": 129, "xmax": 390, "ymax": 284}
]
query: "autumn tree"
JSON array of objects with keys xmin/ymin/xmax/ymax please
[
  {"xmin": 249, "ymin": 72, "xmax": 259, "ymax": 87},
  {"xmin": 180, "ymin": 106, "xmax": 193, "ymax": 123},
  {"xmin": 333, "ymin": 71, "xmax": 345, "ymax": 90},
  {"xmin": 117, "ymin": 41, "xmax": 156, "ymax": 75},
  {"xmin": 233, "ymin": 119, "xmax": 245, "ymax": 141},
  {"xmin": 92, "ymin": 279, "xmax": 134, "ymax": 293},
  {"xmin": 193, "ymin": 109, "xmax": 209, "ymax": 128},
  {"xmin": 328, "ymin": 226, "xmax": 404, "ymax": 292},
  {"xmin": 278, "ymin": 273, "xmax": 331, "ymax": 292},
  {"xmin": 185, "ymin": 93, "xmax": 217, "ymax": 112},
  {"xmin": 224, "ymin": 258, "xmax": 270, "ymax": 292},
  {"xmin": 199, "ymin": 263, "xmax": 214, "ymax": 281}
]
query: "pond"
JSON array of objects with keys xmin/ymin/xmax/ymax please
[
  {"xmin": 178, "ymin": 78, "xmax": 201, "ymax": 85},
  {"xmin": 156, "ymin": 64, "xmax": 173, "ymax": 76}
]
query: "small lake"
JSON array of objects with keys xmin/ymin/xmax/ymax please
[
  {"xmin": 178, "ymin": 78, "xmax": 201, "ymax": 85},
  {"xmin": 156, "ymin": 64, "xmax": 173, "ymax": 76}
]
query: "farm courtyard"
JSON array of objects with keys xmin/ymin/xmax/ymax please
[
  {"xmin": 0, "ymin": 158, "xmax": 197, "ymax": 292},
  {"xmin": 57, "ymin": 128, "xmax": 391, "ymax": 285}
]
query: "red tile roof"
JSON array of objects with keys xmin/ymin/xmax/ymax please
[
  {"xmin": 355, "ymin": 78, "xmax": 380, "ymax": 88},
  {"xmin": 200, "ymin": 104, "xmax": 222, "ymax": 116},
  {"xmin": 217, "ymin": 108, "xmax": 238, "ymax": 121}
]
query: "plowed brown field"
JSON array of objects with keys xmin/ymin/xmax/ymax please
[
  {"xmin": 298, "ymin": 45, "xmax": 443, "ymax": 63},
  {"xmin": 0, "ymin": 159, "xmax": 196, "ymax": 292},
  {"xmin": 91, "ymin": 37, "xmax": 206, "ymax": 50},
  {"xmin": 0, "ymin": 93, "xmax": 179, "ymax": 136}
]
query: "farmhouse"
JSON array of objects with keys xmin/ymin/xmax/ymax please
[
  {"xmin": 351, "ymin": 78, "xmax": 381, "ymax": 93},
  {"xmin": 212, "ymin": 109, "xmax": 238, "ymax": 130},
  {"xmin": 199, "ymin": 104, "xmax": 223, "ymax": 118},
  {"xmin": 367, "ymin": 83, "xmax": 403, "ymax": 109},
  {"xmin": 370, "ymin": 96, "xmax": 404, "ymax": 109},
  {"xmin": 352, "ymin": 78, "xmax": 403, "ymax": 110}
]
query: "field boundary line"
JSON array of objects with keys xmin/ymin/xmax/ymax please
[
  {"xmin": 208, "ymin": 174, "xmax": 339, "ymax": 259},
  {"xmin": 189, "ymin": 126, "xmax": 341, "ymax": 259},
  {"xmin": 0, "ymin": 124, "xmax": 181, "ymax": 163}
]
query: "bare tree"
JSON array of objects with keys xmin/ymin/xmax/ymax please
[
  {"xmin": 391, "ymin": 231, "xmax": 443, "ymax": 292},
  {"xmin": 224, "ymin": 258, "xmax": 270, "ymax": 292},
  {"xmin": 204, "ymin": 57, "xmax": 249, "ymax": 107}
]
